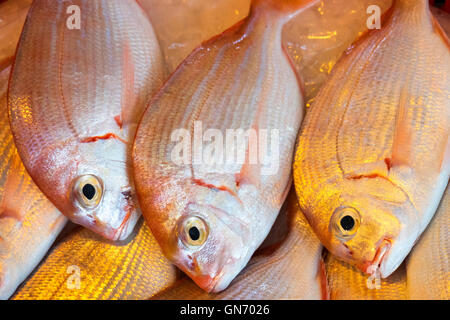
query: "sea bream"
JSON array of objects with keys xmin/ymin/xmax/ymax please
[
  {"xmin": 293, "ymin": 0, "xmax": 449, "ymax": 278},
  {"xmin": 0, "ymin": 65, "xmax": 67, "ymax": 300},
  {"xmin": 133, "ymin": 0, "xmax": 318, "ymax": 292},
  {"xmin": 8, "ymin": 0, "xmax": 166, "ymax": 240}
]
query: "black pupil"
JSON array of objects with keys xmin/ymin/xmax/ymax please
[
  {"xmin": 82, "ymin": 184, "xmax": 96, "ymax": 200},
  {"xmin": 188, "ymin": 227, "xmax": 200, "ymax": 241},
  {"xmin": 340, "ymin": 215, "xmax": 355, "ymax": 231}
]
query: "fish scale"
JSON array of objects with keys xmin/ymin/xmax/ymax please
[
  {"xmin": 294, "ymin": 0, "xmax": 449, "ymax": 278},
  {"xmin": 12, "ymin": 220, "xmax": 177, "ymax": 300},
  {"xmin": 325, "ymin": 253, "xmax": 408, "ymax": 300},
  {"xmin": 8, "ymin": 0, "xmax": 166, "ymax": 240},
  {"xmin": 0, "ymin": 65, "xmax": 67, "ymax": 300}
]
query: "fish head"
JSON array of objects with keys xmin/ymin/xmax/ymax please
[
  {"xmin": 309, "ymin": 177, "xmax": 413, "ymax": 278},
  {"xmin": 35, "ymin": 139, "xmax": 140, "ymax": 241},
  {"xmin": 142, "ymin": 179, "xmax": 252, "ymax": 293}
]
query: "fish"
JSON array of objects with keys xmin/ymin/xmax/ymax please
[
  {"xmin": 133, "ymin": 0, "xmax": 318, "ymax": 292},
  {"xmin": 0, "ymin": 64, "xmax": 67, "ymax": 300},
  {"xmin": 406, "ymin": 185, "xmax": 449, "ymax": 299},
  {"xmin": 152, "ymin": 190, "xmax": 325, "ymax": 300},
  {"xmin": 8, "ymin": 0, "xmax": 166, "ymax": 240},
  {"xmin": 12, "ymin": 219, "xmax": 178, "ymax": 300},
  {"xmin": 325, "ymin": 253, "xmax": 408, "ymax": 300},
  {"xmin": 293, "ymin": 0, "xmax": 450, "ymax": 279}
]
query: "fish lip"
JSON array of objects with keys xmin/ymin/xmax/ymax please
[
  {"xmin": 202, "ymin": 269, "xmax": 225, "ymax": 293},
  {"xmin": 364, "ymin": 239, "xmax": 392, "ymax": 275}
]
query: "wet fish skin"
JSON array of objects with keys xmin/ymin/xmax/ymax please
[
  {"xmin": 8, "ymin": 0, "xmax": 166, "ymax": 240},
  {"xmin": 12, "ymin": 219, "xmax": 177, "ymax": 300},
  {"xmin": 133, "ymin": 0, "xmax": 318, "ymax": 292},
  {"xmin": 325, "ymin": 253, "xmax": 408, "ymax": 300},
  {"xmin": 0, "ymin": 65, "xmax": 67, "ymax": 300},
  {"xmin": 153, "ymin": 190, "xmax": 325, "ymax": 300},
  {"xmin": 293, "ymin": 0, "xmax": 450, "ymax": 278},
  {"xmin": 406, "ymin": 186, "xmax": 449, "ymax": 299}
]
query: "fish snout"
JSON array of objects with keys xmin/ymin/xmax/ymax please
[{"xmin": 71, "ymin": 192, "xmax": 141, "ymax": 241}]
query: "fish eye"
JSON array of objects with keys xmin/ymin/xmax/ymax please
[
  {"xmin": 179, "ymin": 216, "xmax": 209, "ymax": 248},
  {"xmin": 331, "ymin": 206, "xmax": 361, "ymax": 240},
  {"xmin": 73, "ymin": 175, "xmax": 103, "ymax": 209}
]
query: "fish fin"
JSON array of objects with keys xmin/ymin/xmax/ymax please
[
  {"xmin": 250, "ymin": 0, "xmax": 319, "ymax": 23},
  {"xmin": 439, "ymin": 133, "xmax": 450, "ymax": 173},
  {"xmin": 318, "ymin": 256, "xmax": 330, "ymax": 300},
  {"xmin": 0, "ymin": 153, "xmax": 25, "ymax": 222},
  {"xmin": 390, "ymin": 85, "xmax": 413, "ymax": 169},
  {"xmin": 120, "ymin": 41, "xmax": 136, "ymax": 128}
]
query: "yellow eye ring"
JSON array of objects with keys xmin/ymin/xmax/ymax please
[
  {"xmin": 73, "ymin": 175, "xmax": 103, "ymax": 209},
  {"xmin": 178, "ymin": 216, "xmax": 209, "ymax": 249},
  {"xmin": 331, "ymin": 206, "xmax": 361, "ymax": 241}
]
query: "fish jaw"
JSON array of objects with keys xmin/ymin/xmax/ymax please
[
  {"xmin": 359, "ymin": 239, "xmax": 391, "ymax": 277},
  {"xmin": 174, "ymin": 242, "xmax": 253, "ymax": 293}
]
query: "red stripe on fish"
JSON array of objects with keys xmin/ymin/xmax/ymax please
[
  {"xmin": 192, "ymin": 178, "xmax": 241, "ymax": 201},
  {"xmin": 81, "ymin": 133, "xmax": 127, "ymax": 144}
]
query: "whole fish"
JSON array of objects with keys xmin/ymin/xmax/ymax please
[
  {"xmin": 153, "ymin": 190, "xmax": 325, "ymax": 300},
  {"xmin": 406, "ymin": 185, "xmax": 449, "ymax": 299},
  {"xmin": 325, "ymin": 253, "xmax": 408, "ymax": 300},
  {"xmin": 293, "ymin": 0, "xmax": 450, "ymax": 278},
  {"xmin": 13, "ymin": 219, "xmax": 177, "ymax": 300},
  {"xmin": 8, "ymin": 0, "xmax": 166, "ymax": 240},
  {"xmin": 133, "ymin": 0, "xmax": 318, "ymax": 292},
  {"xmin": 0, "ymin": 65, "xmax": 67, "ymax": 300}
]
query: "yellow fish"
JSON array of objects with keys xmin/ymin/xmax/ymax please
[{"xmin": 294, "ymin": 0, "xmax": 449, "ymax": 278}]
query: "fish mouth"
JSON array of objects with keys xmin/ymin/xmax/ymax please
[
  {"xmin": 199, "ymin": 269, "xmax": 225, "ymax": 293},
  {"xmin": 74, "ymin": 205, "xmax": 140, "ymax": 241},
  {"xmin": 363, "ymin": 239, "xmax": 391, "ymax": 276}
]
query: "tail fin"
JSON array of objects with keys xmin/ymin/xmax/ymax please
[{"xmin": 250, "ymin": 0, "xmax": 319, "ymax": 23}]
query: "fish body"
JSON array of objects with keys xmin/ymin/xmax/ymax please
[
  {"xmin": 12, "ymin": 220, "xmax": 177, "ymax": 300},
  {"xmin": 133, "ymin": 0, "xmax": 318, "ymax": 292},
  {"xmin": 8, "ymin": 0, "xmax": 166, "ymax": 240},
  {"xmin": 153, "ymin": 191, "xmax": 324, "ymax": 300},
  {"xmin": 0, "ymin": 65, "xmax": 67, "ymax": 300},
  {"xmin": 407, "ymin": 186, "xmax": 450, "ymax": 299},
  {"xmin": 293, "ymin": 0, "xmax": 450, "ymax": 278}
]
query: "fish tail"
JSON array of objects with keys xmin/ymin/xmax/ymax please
[{"xmin": 250, "ymin": 0, "xmax": 319, "ymax": 23}]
